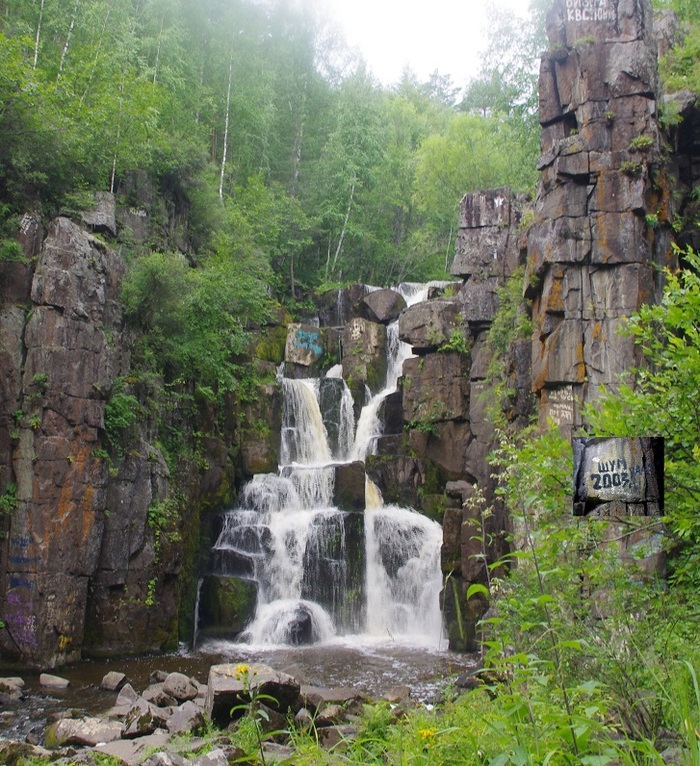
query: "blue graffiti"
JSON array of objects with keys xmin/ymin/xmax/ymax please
[
  {"xmin": 9, "ymin": 577, "xmax": 34, "ymax": 589},
  {"xmin": 294, "ymin": 329, "xmax": 323, "ymax": 357}
]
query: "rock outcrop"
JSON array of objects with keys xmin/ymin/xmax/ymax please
[
  {"xmin": 528, "ymin": 0, "xmax": 673, "ymax": 429},
  {"xmin": 0, "ymin": 214, "xmax": 281, "ymax": 666},
  {"xmin": 0, "ymin": 218, "xmax": 124, "ymax": 666}
]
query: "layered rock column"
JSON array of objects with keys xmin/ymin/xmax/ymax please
[
  {"xmin": 434, "ymin": 188, "xmax": 529, "ymax": 650},
  {"xmin": 527, "ymin": 0, "xmax": 673, "ymax": 431},
  {"xmin": 0, "ymin": 219, "xmax": 124, "ymax": 666}
]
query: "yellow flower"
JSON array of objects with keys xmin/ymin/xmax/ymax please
[
  {"xmin": 234, "ymin": 663, "xmax": 250, "ymax": 680},
  {"xmin": 417, "ymin": 727, "xmax": 438, "ymax": 741}
]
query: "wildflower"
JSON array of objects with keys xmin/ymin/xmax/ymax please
[
  {"xmin": 417, "ymin": 727, "xmax": 439, "ymax": 741},
  {"xmin": 234, "ymin": 663, "xmax": 250, "ymax": 680}
]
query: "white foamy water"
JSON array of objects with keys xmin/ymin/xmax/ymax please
[{"xmin": 209, "ymin": 283, "xmax": 445, "ymax": 648}]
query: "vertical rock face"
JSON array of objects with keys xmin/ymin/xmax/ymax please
[
  {"xmin": 341, "ymin": 318, "xmax": 387, "ymax": 398},
  {"xmin": 528, "ymin": 0, "xmax": 672, "ymax": 430},
  {"xmin": 1, "ymin": 218, "xmax": 124, "ymax": 666},
  {"xmin": 433, "ymin": 189, "xmax": 529, "ymax": 649}
]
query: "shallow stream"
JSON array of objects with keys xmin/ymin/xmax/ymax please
[{"xmin": 1, "ymin": 639, "xmax": 477, "ymax": 742}]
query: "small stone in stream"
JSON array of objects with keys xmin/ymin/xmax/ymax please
[
  {"xmin": 100, "ymin": 671, "xmax": 127, "ymax": 692},
  {"xmin": 39, "ymin": 673, "xmax": 70, "ymax": 689}
]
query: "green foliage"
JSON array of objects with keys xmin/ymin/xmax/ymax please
[
  {"xmin": 0, "ymin": 239, "xmax": 27, "ymax": 263},
  {"xmin": 147, "ymin": 497, "xmax": 179, "ymax": 536},
  {"xmin": 466, "ymin": 420, "xmax": 700, "ymax": 763},
  {"xmin": 104, "ymin": 381, "xmax": 140, "ymax": 446},
  {"xmin": 654, "ymin": 0, "xmax": 700, "ymax": 108},
  {"xmin": 629, "ymin": 134, "xmax": 655, "ymax": 151},
  {"xmin": 585, "ymin": 246, "xmax": 700, "ymax": 586},
  {"xmin": 483, "ymin": 266, "xmax": 533, "ymax": 427},
  {"xmin": 0, "ymin": 483, "xmax": 17, "ymax": 516},
  {"xmin": 121, "ymin": 243, "xmax": 270, "ymax": 399},
  {"xmin": 620, "ymin": 160, "xmax": 644, "ymax": 176},
  {"xmin": 0, "ymin": 0, "xmax": 544, "ymax": 291},
  {"xmin": 228, "ymin": 663, "xmax": 284, "ymax": 766},
  {"xmin": 438, "ymin": 329, "xmax": 470, "ymax": 354}
]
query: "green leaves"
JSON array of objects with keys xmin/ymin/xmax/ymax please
[
  {"xmin": 586, "ymin": 246, "xmax": 700, "ymax": 585},
  {"xmin": 121, "ymin": 240, "xmax": 270, "ymax": 398}
]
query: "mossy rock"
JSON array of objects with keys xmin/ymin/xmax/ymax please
[
  {"xmin": 198, "ymin": 576, "xmax": 257, "ymax": 638},
  {"xmin": 255, "ymin": 326, "xmax": 288, "ymax": 364},
  {"xmin": 420, "ymin": 493, "xmax": 447, "ymax": 522}
]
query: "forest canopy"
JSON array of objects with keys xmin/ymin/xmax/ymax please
[
  {"xmin": 0, "ymin": 0, "xmax": 543, "ymax": 295},
  {"xmin": 1, "ymin": 0, "xmax": 697, "ymax": 399}
]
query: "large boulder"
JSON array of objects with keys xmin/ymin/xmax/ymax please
[
  {"xmin": 356, "ymin": 289, "xmax": 407, "ymax": 324},
  {"xmin": 398, "ymin": 299, "xmax": 462, "ymax": 352},
  {"xmin": 163, "ymin": 672, "xmax": 199, "ymax": 702},
  {"xmin": 44, "ymin": 716, "xmax": 124, "ymax": 748},
  {"xmin": 342, "ymin": 318, "xmax": 388, "ymax": 397},
  {"xmin": 333, "ymin": 462, "xmax": 366, "ymax": 512},
  {"xmin": 166, "ymin": 700, "xmax": 207, "ymax": 736},
  {"xmin": 80, "ymin": 191, "xmax": 117, "ymax": 237},
  {"xmin": 402, "ymin": 353, "xmax": 470, "ymax": 425},
  {"xmin": 205, "ymin": 663, "xmax": 300, "ymax": 728},
  {"xmin": 123, "ymin": 698, "xmax": 171, "ymax": 738},
  {"xmin": 285, "ymin": 324, "xmax": 325, "ymax": 368}
]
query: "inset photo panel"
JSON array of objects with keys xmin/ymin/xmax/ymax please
[{"xmin": 572, "ymin": 437, "xmax": 664, "ymax": 517}]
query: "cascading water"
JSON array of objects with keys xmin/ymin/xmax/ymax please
[{"xmin": 208, "ymin": 283, "xmax": 445, "ymax": 648}]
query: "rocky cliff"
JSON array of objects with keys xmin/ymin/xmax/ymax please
[
  {"xmin": 529, "ymin": 0, "xmax": 673, "ymax": 428},
  {"xmin": 0, "ymin": 211, "xmax": 285, "ymax": 667}
]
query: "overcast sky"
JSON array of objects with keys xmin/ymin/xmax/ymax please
[{"xmin": 326, "ymin": 0, "xmax": 533, "ymax": 89}]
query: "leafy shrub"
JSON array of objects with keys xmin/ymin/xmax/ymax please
[
  {"xmin": 104, "ymin": 381, "xmax": 140, "ymax": 447},
  {"xmin": 585, "ymin": 245, "xmax": 700, "ymax": 586}
]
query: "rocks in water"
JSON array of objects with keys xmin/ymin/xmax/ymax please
[
  {"xmin": 115, "ymin": 682, "xmax": 139, "ymax": 708},
  {"xmin": 166, "ymin": 701, "xmax": 207, "ymax": 736},
  {"xmin": 123, "ymin": 698, "xmax": 171, "ymax": 738},
  {"xmin": 100, "ymin": 671, "xmax": 128, "ymax": 692},
  {"xmin": 342, "ymin": 317, "xmax": 388, "ymax": 397},
  {"xmin": 332, "ymin": 461, "xmax": 366, "ymax": 512},
  {"xmin": 286, "ymin": 604, "xmax": 314, "ymax": 645},
  {"xmin": 0, "ymin": 676, "xmax": 24, "ymax": 702},
  {"xmin": 39, "ymin": 673, "xmax": 70, "ymax": 689},
  {"xmin": 142, "ymin": 683, "xmax": 178, "ymax": 708},
  {"xmin": 12, "ymin": 659, "xmax": 480, "ymax": 766}
]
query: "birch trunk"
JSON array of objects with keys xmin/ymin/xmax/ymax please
[
  {"xmin": 152, "ymin": 6, "xmax": 166, "ymax": 85},
  {"xmin": 218, "ymin": 55, "xmax": 233, "ymax": 200},
  {"xmin": 329, "ymin": 181, "xmax": 355, "ymax": 279},
  {"xmin": 33, "ymin": 0, "xmax": 46, "ymax": 69},
  {"xmin": 57, "ymin": 4, "xmax": 78, "ymax": 82},
  {"xmin": 79, "ymin": 1, "xmax": 113, "ymax": 108}
]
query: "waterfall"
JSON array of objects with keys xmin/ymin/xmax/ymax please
[
  {"xmin": 365, "ymin": 506, "xmax": 444, "ymax": 643},
  {"xmin": 192, "ymin": 578, "xmax": 204, "ymax": 650},
  {"xmin": 207, "ymin": 285, "xmax": 444, "ymax": 648}
]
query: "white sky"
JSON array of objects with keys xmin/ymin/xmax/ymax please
[{"xmin": 326, "ymin": 0, "xmax": 533, "ymax": 89}]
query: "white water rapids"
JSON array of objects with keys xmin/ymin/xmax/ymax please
[{"xmin": 208, "ymin": 283, "xmax": 446, "ymax": 648}]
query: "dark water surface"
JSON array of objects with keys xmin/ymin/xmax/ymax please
[{"xmin": 1, "ymin": 638, "xmax": 478, "ymax": 742}]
